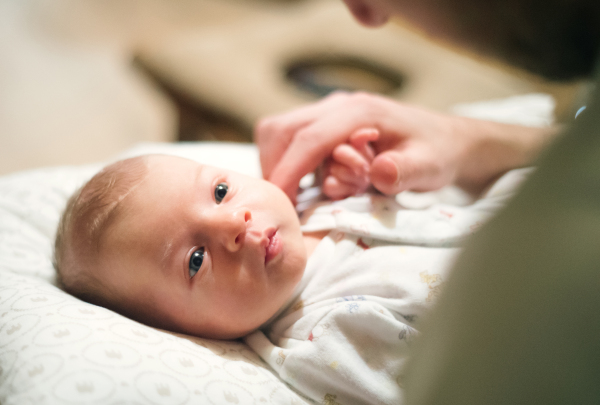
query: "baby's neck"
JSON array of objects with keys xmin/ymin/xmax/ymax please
[{"xmin": 302, "ymin": 231, "xmax": 328, "ymax": 257}]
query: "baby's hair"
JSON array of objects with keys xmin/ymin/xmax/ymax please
[{"xmin": 54, "ymin": 156, "xmax": 150, "ymax": 308}]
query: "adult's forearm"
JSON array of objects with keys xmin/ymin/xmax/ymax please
[{"xmin": 454, "ymin": 117, "xmax": 559, "ymax": 194}]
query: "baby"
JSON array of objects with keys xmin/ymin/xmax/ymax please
[
  {"xmin": 54, "ymin": 154, "xmax": 325, "ymax": 339},
  {"xmin": 55, "ymin": 151, "xmax": 522, "ymax": 404}
]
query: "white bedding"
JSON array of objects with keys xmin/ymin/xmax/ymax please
[{"xmin": 0, "ymin": 142, "xmax": 308, "ymax": 405}]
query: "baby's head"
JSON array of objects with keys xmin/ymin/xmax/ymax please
[{"xmin": 54, "ymin": 154, "xmax": 306, "ymax": 339}]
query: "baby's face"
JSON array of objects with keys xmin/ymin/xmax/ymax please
[{"xmin": 99, "ymin": 155, "xmax": 306, "ymax": 338}]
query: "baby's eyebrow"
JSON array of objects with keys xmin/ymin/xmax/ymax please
[{"xmin": 161, "ymin": 238, "xmax": 175, "ymax": 274}]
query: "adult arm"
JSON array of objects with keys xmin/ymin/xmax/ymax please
[{"xmin": 255, "ymin": 92, "xmax": 556, "ymax": 201}]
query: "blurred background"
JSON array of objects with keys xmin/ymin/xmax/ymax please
[{"xmin": 0, "ymin": 0, "xmax": 588, "ymax": 175}]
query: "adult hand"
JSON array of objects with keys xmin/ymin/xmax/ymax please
[
  {"xmin": 255, "ymin": 92, "xmax": 553, "ymax": 202},
  {"xmin": 256, "ymin": 92, "xmax": 456, "ymax": 202}
]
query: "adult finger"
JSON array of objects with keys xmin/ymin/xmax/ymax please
[
  {"xmin": 267, "ymin": 125, "xmax": 340, "ymax": 203},
  {"xmin": 349, "ymin": 128, "xmax": 379, "ymax": 162},
  {"xmin": 255, "ymin": 93, "xmax": 354, "ymax": 179},
  {"xmin": 370, "ymin": 148, "xmax": 447, "ymax": 195},
  {"xmin": 255, "ymin": 116, "xmax": 308, "ymax": 180}
]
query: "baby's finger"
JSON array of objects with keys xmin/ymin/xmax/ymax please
[
  {"xmin": 330, "ymin": 162, "xmax": 371, "ymax": 192},
  {"xmin": 322, "ymin": 175, "xmax": 359, "ymax": 200},
  {"xmin": 349, "ymin": 128, "xmax": 379, "ymax": 161},
  {"xmin": 329, "ymin": 161, "xmax": 369, "ymax": 187},
  {"xmin": 331, "ymin": 144, "xmax": 370, "ymax": 175},
  {"xmin": 349, "ymin": 127, "xmax": 379, "ymax": 143}
]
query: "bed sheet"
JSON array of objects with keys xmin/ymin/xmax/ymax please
[{"xmin": 0, "ymin": 142, "xmax": 308, "ymax": 405}]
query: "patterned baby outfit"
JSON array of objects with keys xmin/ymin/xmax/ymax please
[{"xmin": 245, "ymin": 169, "xmax": 531, "ymax": 405}]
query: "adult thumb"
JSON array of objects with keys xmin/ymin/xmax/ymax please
[{"xmin": 370, "ymin": 149, "xmax": 440, "ymax": 195}]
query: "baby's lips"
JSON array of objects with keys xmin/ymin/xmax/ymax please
[
  {"xmin": 266, "ymin": 227, "xmax": 277, "ymax": 240},
  {"xmin": 246, "ymin": 227, "xmax": 277, "ymax": 264},
  {"xmin": 265, "ymin": 230, "xmax": 282, "ymax": 265}
]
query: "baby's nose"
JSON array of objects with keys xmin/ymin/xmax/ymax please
[{"xmin": 217, "ymin": 208, "xmax": 252, "ymax": 252}]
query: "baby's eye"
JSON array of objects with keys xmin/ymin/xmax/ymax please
[
  {"xmin": 189, "ymin": 248, "xmax": 204, "ymax": 278},
  {"xmin": 214, "ymin": 182, "xmax": 228, "ymax": 203}
]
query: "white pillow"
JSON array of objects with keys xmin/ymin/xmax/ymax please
[{"xmin": 0, "ymin": 142, "xmax": 308, "ymax": 405}]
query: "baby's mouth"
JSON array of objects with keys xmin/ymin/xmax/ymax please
[{"xmin": 265, "ymin": 229, "xmax": 282, "ymax": 265}]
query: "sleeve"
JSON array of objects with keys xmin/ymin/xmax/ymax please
[
  {"xmin": 403, "ymin": 104, "xmax": 600, "ymax": 405},
  {"xmin": 301, "ymin": 168, "xmax": 533, "ymax": 247},
  {"xmin": 245, "ymin": 300, "xmax": 416, "ymax": 405}
]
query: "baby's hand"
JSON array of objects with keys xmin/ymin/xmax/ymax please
[{"xmin": 322, "ymin": 128, "xmax": 378, "ymax": 200}]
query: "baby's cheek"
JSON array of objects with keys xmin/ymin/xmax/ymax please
[{"xmin": 281, "ymin": 251, "xmax": 306, "ymax": 290}]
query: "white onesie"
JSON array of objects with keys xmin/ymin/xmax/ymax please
[{"xmin": 245, "ymin": 169, "xmax": 531, "ymax": 405}]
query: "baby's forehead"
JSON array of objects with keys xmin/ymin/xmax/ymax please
[
  {"xmin": 142, "ymin": 156, "xmax": 204, "ymax": 190},
  {"xmin": 113, "ymin": 157, "xmax": 199, "ymax": 232},
  {"xmin": 102, "ymin": 193, "xmax": 171, "ymax": 264},
  {"xmin": 146, "ymin": 154, "xmax": 204, "ymax": 169}
]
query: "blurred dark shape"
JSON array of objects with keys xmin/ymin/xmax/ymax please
[
  {"xmin": 285, "ymin": 55, "xmax": 405, "ymax": 97},
  {"xmin": 397, "ymin": 0, "xmax": 600, "ymax": 81},
  {"xmin": 133, "ymin": 58, "xmax": 252, "ymax": 143}
]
